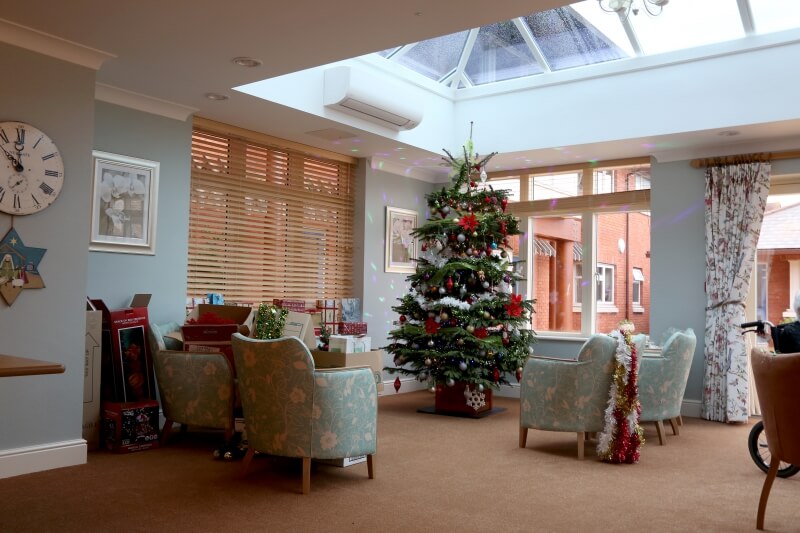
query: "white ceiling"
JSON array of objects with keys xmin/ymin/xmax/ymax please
[{"xmin": 2, "ymin": 0, "xmax": 800, "ymax": 179}]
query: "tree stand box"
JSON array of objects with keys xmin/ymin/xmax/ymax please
[{"xmin": 101, "ymin": 400, "xmax": 160, "ymax": 453}]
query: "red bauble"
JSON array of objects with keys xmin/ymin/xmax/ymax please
[
  {"xmin": 394, "ymin": 377, "xmax": 401, "ymax": 393},
  {"xmin": 446, "ymin": 277, "xmax": 454, "ymax": 291},
  {"xmin": 515, "ymin": 369, "xmax": 523, "ymax": 382},
  {"xmin": 501, "ymin": 198, "xmax": 508, "ymax": 212},
  {"xmin": 470, "ymin": 181, "xmax": 477, "ymax": 188},
  {"xmin": 493, "ymin": 368, "xmax": 500, "ymax": 383},
  {"xmin": 399, "ymin": 315, "xmax": 407, "ymax": 323}
]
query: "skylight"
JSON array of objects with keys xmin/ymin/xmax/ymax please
[{"xmin": 374, "ymin": 0, "xmax": 800, "ymax": 90}]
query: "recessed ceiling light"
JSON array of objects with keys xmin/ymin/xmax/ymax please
[
  {"xmin": 232, "ymin": 56, "xmax": 262, "ymax": 68},
  {"xmin": 205, "ymin": 92, "xmax": 228, "ymax": 101},
  {"xmin": 718, "ymin": 130, "xmax": 740, "ymax": 137}
]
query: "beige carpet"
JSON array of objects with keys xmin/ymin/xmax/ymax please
[{"xmin": 1, "ymin": 391, "xmax": 798, "ymax": 532}]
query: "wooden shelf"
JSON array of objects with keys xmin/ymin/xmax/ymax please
[{"xmin": 0, "ymin": 354, "xmax": 65, "ymax": 377}]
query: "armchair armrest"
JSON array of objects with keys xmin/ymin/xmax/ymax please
[{"xmin": 311, "ymin": 366, "xmax": 377, "ymax": 460}]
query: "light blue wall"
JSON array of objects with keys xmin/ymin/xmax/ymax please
[
  {"xmin": 0, "ymin": 43, "xmax": 95, "ymax": 451},
  {"xmin": 88, "ymin": 102, "xmax": 192, "ymax": 326},
  {"xmin": 650, "ymin": 160, "xmax": 707, "ymax": 402},
  {"xmin": 356, "ymin": 162, "xmax": 436, "ymax": 372}
]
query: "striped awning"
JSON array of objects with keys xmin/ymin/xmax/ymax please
[
  {"xmin": 534, "ymin": 239, "xmax": 555, "ymax": 257},
  {"xmin": 534, "ymin": 240, "xmax": 583, "ymax": 261}
]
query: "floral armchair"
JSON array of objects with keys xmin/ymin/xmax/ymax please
[
  {"xmin": 231, "ymin": 333, "xmax": 377, "ymax": 494},
  {"xmin": 638, "ymin": 329, "xmax": 696, "ymax": 445},
  {"xmin": 147, "ymin": 322, "xmax": 236, "ymax": 446},
  {"xmin": 519, "ymin": 334, "xmax": 618, "ymax": 459}
]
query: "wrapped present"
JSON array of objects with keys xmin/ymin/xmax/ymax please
[
  {"xmin": 340, "ymin": 298, "xmax": 362, "ymax": 322},
  {"xmin": 273, "ymin": 299, "xmax": 307, "ymax": 312},
  {"xmin": 338, "ymin": 321, "xmax": 367, "ymax": 335},
  {"xmin": 316, "ymin": 299, "xmax": 339, "ymax": 330}
]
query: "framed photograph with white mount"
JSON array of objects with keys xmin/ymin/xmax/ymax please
[
  {"xmin": 385, "ymin": 206, "xmax": 418, "ymax": 274},
  {"xmin": 89, "ymin": 151, "xmax": 159, "ymax": 255}
]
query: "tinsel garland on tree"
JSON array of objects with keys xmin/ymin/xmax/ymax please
[
  {"xmin": 384, "ymin": 126, "xmax": 536, "ymax": 392},
  {"xmin": 597, "ymin": 329, "xmax": 644, "ymax": 463},
  {"xmin": 254, "ymin": 303, "xmax": 288, "ymax": 340}
]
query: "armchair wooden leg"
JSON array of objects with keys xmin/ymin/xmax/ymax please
[
  {"xmin": 302, "ymin": 457, "xmax": 311, "ymax": 495},
  {"xmin": 519, "ymin": 427, "xmax": 528, "ymax": 448},
  {"xmin": 241, "ymin": 447, "xmax": 255, "ymax": 477},
  {"xmin": 655, "ymin": 420, "xmax": 666, "ymax": 445},
  {"xmin": 160, "ymin": 420, "xmax": 174, "ymax": 447},
  {"xmin": 577, "ymin": 432, "xmax": 585, "ymax": 460},
  {"xmin": 757, "ymin": 457, "xmax": 780, "ymax": 529},
  {"xmin": 677, "ymin": 415, "xmax": 683, "ymax": 426},
  {"xmin": 367, "ymin": 454, "xmax": 375, "ymax": 479},
  {"xmin": 669, "ymin": 418, "xmax": 680, "ymax": 436}
]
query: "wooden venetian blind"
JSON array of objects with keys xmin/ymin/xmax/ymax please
[{"xmin": 187, "ymin": 122, "xmax": 355, "ymax": 305}]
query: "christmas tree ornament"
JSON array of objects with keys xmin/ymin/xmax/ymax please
[
  {"xmin": 427, "ymin": 339, "xmax": 435, "ymax": 347},
  {"xmin": 446, "ymin": 378, "xmax": 455, "ymax": 387},
  {"xmin": 516, "ymin": 368, "xmax": 523, "ymax": 381},
  {"xmin": 394, "ymin": 377, "xmax": 402, "ymax": 393},
  {"xmin": 459, "ymin": 361, "xmax": 468, "ymax": 371},
  {"xmin": 480, "ymin": 168, "xmax": 488, "ymax": 183},
  {"xmin": 425, "ymin": 358, "xmax": 432, "ymax": 366},
  {"xmin": 399, "ymin": 315, "xmax": 406, "ymax": 323},
  {"xmin": 457, "ymin": 233, "xmax": 466, "ymax": 243},
  {"xmin": 477, "ymin": 383, "xmax": 485, "ymax": 392}
]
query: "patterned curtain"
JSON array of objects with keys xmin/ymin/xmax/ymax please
[{"xmin": 702, "ymin": 161, "xmax": 770, "ymax": 422}]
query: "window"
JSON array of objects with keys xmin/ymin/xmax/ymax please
[
  {"xmin": 574, "ymin": 263, "xmax": 583, "ymax": 305},
  {"xmin": 597, "ymin": 263, "xmax": 615, "ymax": 305},
  {"xmin": 187, "ymin": 119, "xmax": 356, "ymax": 305},
  {"xmin": 632, "ymin": 267, "xmax": 645, "ymax": 309},
  {"xmin": 504, "ymin": 159, "xmax": 651, "ymax": 336},
  {"xmin": 594, "ymin": 170, "xmax": 614, "ymax": 194}
]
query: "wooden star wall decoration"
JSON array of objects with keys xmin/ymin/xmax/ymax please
[{"xmin": 0, "ymin": 227, "xmax": 46, "ymax": 305}]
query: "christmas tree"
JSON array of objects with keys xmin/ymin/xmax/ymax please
[{"xmin": 384, "ymin": 128, "xmax": 536, "ymax": 404}]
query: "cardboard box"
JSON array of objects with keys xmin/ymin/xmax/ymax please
[
  {"xmin": 312, "ymin": 349, "xmax": 384, "ymax": 392},
  {"xmin": 329, "ymin": 335, "xmax": 371, "ymax": 353},
  {"xmin": 101, "ymin": 400, "xmax": 160, "ymax": 453},
  {"xmin": 282, "ymin": 311, "xmax": 317, "ymax": 350},
  {"xmin": 83, "ymin": 299, "xmax": 103, "ymax": 450},
  {"xmin": 317, "ymin": 455, "xmax": 367, "ymax": 468},
  {"xmin": 91, "ymin": 294, "xmax": 156, "ymax": 403},
  {"xmin": 174, "ymin": 304, "xmax": 255, "ymax": 367}
]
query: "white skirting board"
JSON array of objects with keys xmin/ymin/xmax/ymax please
[{"xmin": 0, "ymin": 439, "xmax": 86, "ymax": 479}]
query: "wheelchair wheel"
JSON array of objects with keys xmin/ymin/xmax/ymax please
[{"xmin": 748, "ymin": 421, "xmax": 800, "ymax": 478}]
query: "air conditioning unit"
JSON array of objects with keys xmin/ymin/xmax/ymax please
[{"xmin": 323, "ymin": 66, "xmax": 423, "ymax": 131}]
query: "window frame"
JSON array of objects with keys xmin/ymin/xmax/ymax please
[{"xmin": 499, "ymin": 156, "xmax": 651, "ymax": 338}]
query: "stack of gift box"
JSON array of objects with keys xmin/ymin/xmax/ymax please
[{"xmin": 91, "ymin": 294, "xmax": 161, "ymax": 453}]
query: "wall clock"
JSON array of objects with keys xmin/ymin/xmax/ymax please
[{"xmin": 0, "ymin": 121, "xmax": 64, "ymax": 215}]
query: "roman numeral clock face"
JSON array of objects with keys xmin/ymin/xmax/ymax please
[{"xmin": 0, "ymin": 121, "xmax": 64, "ymax": 215}]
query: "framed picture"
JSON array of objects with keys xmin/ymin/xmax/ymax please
[
  {"xmin": 89, "ymin": 151, "xmax": 159, "ymax": 255},
  {"xmin": 385, "ymin": 206, "xmax": 418, "ymax": 273}
]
